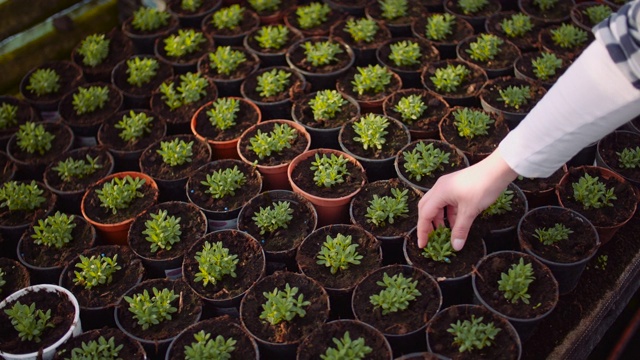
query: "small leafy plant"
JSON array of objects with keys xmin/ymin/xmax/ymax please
[
  {"xmin": 124, "ymin": 287, "xmax": 179, "ymax": 330},
  {"xmin": 452, "ymin": 107, "xmax": 495, "ymax": 139},
  {"xmin": 500, "ymin": 13, "xmax": 534, "ymax": 38},
  {"xmin": 534, "ymin": 223, "xmax": 574, "ymax": 246},
  {"xmin": 497, "ymin": 257, "xmax": 535, "ymax": 304},
  {"xmin": 212, "ymin": 4, "xmax": 245, "ymax": 30},
  {"xmin": 458, "ymin": 0, "xmax": 489, "ymax": 15},
  {"xmin": 76, "ymin": 33, "xmax": 110, "ymax": 67},
  {"xmin": 131, "ymin": 6, "xmax": 171, "ymax": 32},
  {"xmin": 184, "ymin": 331, "xmax": 237, "ymax": 360},
  {"xmin": 142, "ymin": 209, "xmax": 182, "ymax": 252},
  {"xmin": 252, "ymin": 200, "xmax": 294, "ymax": 235},
  {"xmin": 422, "ymin": 226, "xmax": 455, "ymax": 263},
  {"xmin": 316, "ymin": 233, "xmax": 363, "ymax": 274},
  {"xmin": 157, "ymin": 138, "xmax": 194, "ymax": 167},
  {"xmin": 26, "ymin": 68, "xmax": 61, "ymax": 96},
  {"xmin": 402, "ymin": 142, "xmax": 450, "ymax": 181},
  {"xmin": 550, "ymin": 23, "xmax": 588, "ymax": 49},
  {"xmin": 95, "ymin": 175, "xmax": 146, "ymax": 215},
  {"xmin": 617, "ymin": 146, "xmax": 640, "ymax": 169},
  {"xmin": 533, "ymin": 0, "xmax": 558, "ymax": 11},
  {"xmin": 310, "ymin": 153, "xmax": 350, "ymax": 188},
  {"xmin": 31, "ymin": 211, "xmax": 76, "ymax": 249},
  {"xmin": 584, "ymin": 4, "xmax": 612, "ymax": 25},
  {"xmin": 247, "ymin": 122, "xmax": 297, "ymax": 159},
  {"xmin": 207, "ymin": 97, "xmax": 240, "ymax": 131},
  {"xmin": 73, "ymin": 254, "xmax": 122, "ymax": 289},
  {"xmin": 296, "ymin": 2, "xmax": 331, "ymax": 30},
  {"xmin": 320, "ymin": 331, "xmax": 373, "ymax": 360},
  {"xmin": 424, "ymin": 13, "xmax": 455, "ymax": 41},
  {"xmin": 248, "ymin": 0, "xmax": 281, "ymax": 13},
  {"xmin": 16, "ymin": 121, "xmax": 55, "ymax": 155},
  {"xmin": 194, "ymin": 241, "xmax": 239, "ymax": 286},
  {"xmin": 572, "ymin": 173, "xmax": 617, "ymax": 209},
  {"xmin": 447, "ymin": 315, "xmax": 501, "ymax": 353},
  {"xmin": 180, "ymin": 0, "xmax": 203, "ymax": 12},
  {"xmin": 302, "ymin": 40, "xmax": 343, "ymax": 67},
  {"xmin": 531, "ymin": 52, "xmax": 563, "ymax": 81},
  {"xmin": 4, "ymin": 301, "xmax": 54, "ymax": 343},
  {"xmin": 309, "ymin": 90, "xmax": 348, "ymax": 121},
  {"xmin": 208, "ymin": 46, "xmax": 247, "ymax": 76},
  {"xmin": 53, "ymin": 154, "xmax": 103, "ymax": 182},
  {"xmin": 466, "ymin": 33, "xmax": 504, "ymax": 62},
  {"xmin": 394, "ymin": 94, "xmax": 427, "ymax": 123},
  {"xmin": 366, "ymin": 187, "xmax": 409, "ymax": 227},
  {"xmin": 352, "ymin": 113, "xmax": 389, "ymax": 151},
  {"xmin": 160, "ymin": 72, "xmax": 209, "ymax": 111},
  {"xmin": 0, "ymin": 102, "xmax": 18, "ymax": 130},
  {"xmin": 66, "ymin": 336, "xmax": 124, "ymax": 360},
  {"xmin": 260, "ymin": 283, "xmax": 311, "ymax": 325},
  {"xmin": 72, "ymin": 85, "xmax": 110, "ymax": 115},
  {"xmin": 388, "ymin": 40, "xmax": 421, "ymax": 67},
  {"xmin": 163, "ymin": 29, "xmax": 207, "ymax": 58},
  {"xmin": 201, "ymin": 165, "xmax": 247, "ymax": 199},
  {"xmin": 256, "ymin": 68, "xmax": 291, "ymax": 98},
  {"xmin": 254, "ymin": 24, "xmax": 290, "ymax": 50},
  {"xmin": 115, "ymin": 110, "xmax": 154, "ymax": 143},
  {"xmin": 0, "ymin": 180, "xmax": 46, "ymax": 212},
  {"xmin": 351, "ymin": 64, "xmax": 392, "ymax": 96},
  {"xmin": 126, "ymin": 57, "xmax": 160, "ymax": 87},
  {"xmin": 344, "ymin": 17, "xmax": 379, "ymax": 43},
  {"xmin": 481, "ymin": 189, "xmax": 514, "ymax": 217},
  {"xmin": 430, "ymin": 64, "xmax": 471, "ymax": 93},
  {"xmin": 498, "ymin": 85, "xmax": 532, "ymax": 110},
  {"xmin": 379, "ymin": 0, "xmax": 408, "ymax": 20},
  {"xmin": 369, "ymin": 272, "xmax": 421, "ymax": 315}
]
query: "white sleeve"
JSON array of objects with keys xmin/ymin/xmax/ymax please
[{"xmin": 498, "ymin": 39, "xmax": 640, "ymax": 178}]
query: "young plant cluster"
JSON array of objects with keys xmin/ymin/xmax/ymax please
[
  {"xmin": 180, "ymin": 0, "xmax": 203, "ymax": 12},
  {"xmin": 500, "ymin": 13, "xmax": 533, "ymax": 38},
  {"xmin": 201, "ymin": 165, "xmax": 247, "ymax": 199},
  {"xmin": 388, "ymin": 40, "xmax": 422, "ymax": 67},
  {"xmin": 531, "ymin": 52, "xmax": 563, "ymax": 81},
  {"xmin": 481, "ymin": 189, "xmax": 514, "ymax": 217},
  {"xmin": 534, "ymin": 223, "xmax": 573, "ymax": 246},
  {"xmin": 131, "ymin": 6, "xmax": 171, "ymax": 32},
  {"xmin": 617, "ymin": 146, "xmax": 640, "ymax": 169},
  {"xmin": 466, "ymin": 34, "xmax": 504, "ymax": 62},
  {"xmin": 584, "ymin": 4, "xmax": 612, "ymax": 25},
  {"xmin": 534, "ymin": 0, "xmax": 558, "ymax": 11},
  {"xmin": 320, "ymin": 331, "xmax": 372, "ymax": 360},
  {"xmin": 157, "ymin": 138, "xmax": 194, "ymax": 167},
  {"xmin": 379, "ymin": 0, "xmax": 408, "ymax": 20},
  {"xmin": 402, "ymin": 141, "xmax": 450, "ymax": 181},
  {"xmin": 572, "ymin": 173, "xmax": 617, "ymax": 209},
  {"xmin": 26, "ymin": 68, "xmax": 61, "ymax": 96},
  {"xmin": 550, "ymin": 24, "xmax": 588, "ymax": 49},
  {"xmin": 498, "ymin": 85, "xmax": 532, "ymax": 110},
  {"xmin": 365, "ymin": 188, "xmax": 409, "ymax": 227},
  {"xmin": 207, "ymin": 97, "xmax": 240, "ymax": 131},
  {"xmin": 369, "ymin": 272, "xmax": 421, "ymax": 315},
  {"xmin": 53, "ymin": 154, "xmax": 103, "ymax": 182},
  {"xmin": 344, "ymin": 17, "xmax": 379, "ymax": 43},
  {"xmin": 142, "ymin": 209, "xmax": 182, "ymax": 252},
  {"xmin": 164, "ymin": 29, "xmax": 207, "ymax": 58},
  {"xmin": 208, "ymin": 46, "xmax": 247, "ymax": 76},
  {"xmin": 124, "ymin": 287, "xmax": 179, "ymax": 330},
  {"xmin": 65, "ymin": 336, "xmax": 124, "ymax": 360},
  {"xmin": 72, "ymin": 85, "xmax": 110, "ymax": 115},
  {"xmin": 248, "ymin": 0, "xmax": 281, "ymax": 13},
  {"xmin": 256, "ymin": 68, "xmax": 291, "ymax": 98},
  {"xmin": 95, "ymin": 175, "xmax": 146, "ymax": 215},
  {"xmin": 394, "ymin": 94, "xmax": 427, "ymax": 123},
  {"xmin": 252, "ymin": 200, "xmax": 294, "ymax": 235},
  {"xmin": 4, "ymin": 301, "xmax": 54, "ymax": 343},
  {"xmin": 453, "ymin": 108, "xmax": 494, "ymax": 139},
  {"xmin": 16, "ymin": 121, "xmax": 55, "ymax": 155},
  {"xmin": 160, "ymin": 72, "xmax": 209, "ymax": 111},
  {"xmin": 184, "ymin": 331, "xmax": 237, "ymax": 360},
  {"xmin": 76, "ymin": 33, "xmax": 110, "ymax": 67},
  {"xmin": 309, "ymin": 90, "xmax": 348, "ymax": 121},
  {"xmin": 430, "ymin": 64, "xmax": 471, "ymax": 93},
  {"xmin": 447, "ymin": 315, "xmax": 501, "ymax": 353},
  {"xmin": 316, "ymin": 233, "xmax": 363, "ymax": 274},
  {"xmin": 296, "ymin": 2, "xmax": 331, "ymax": 30},
  {"xmin": 0, "ymin": 180, "xmax": 46, "ymax": 212},
  {"xmin": 352, "ymin": 113, "xmax": 389, "ymax": 151},
  {"xmin": 424, "ymin": 13, "xmax": 455, "ymax": 41},
  {"xmin": 260, "ymin": 283, "xmax": 311, "ymax": 325},
  {"xmin": 497, "ymin": 258, "xmax": 535, "ymax": 304},
  {"xmin": 73, "ymin": 254, "xmax": 122, "ymax": 289},
  {"xmin": 31, "ymin": 212, "xmax": 76, "ymax": 249},
  {"xmin": 351, "ymin": 65, "xmax": 392, "ymax": 95},
  {"xmin": 212, "ymin": 4, "xmax": 245, "ymax": 30},
  {"xmin": 254, "ymin": 25, "xmax": 290, "ymax": 50},
  {"xmin": 458, "ymin": 0, "xmax": 489, "ymax": 15},
  {"xmin": 303, "ymin": 40, "xmax": 343, "ymax": 67},
  {"xmin": 248, "ymin": 122, "xmax": 297, "ymax": 159},
  {"xmin": 422, "ymin": 226, "xmax": 456, "ymax": 263},
  {"xmin": 0, "ymin": 102, "xmax": 18, "ymax": 130},
  {"xmin": 126, "ymin": 57, "xmax": 160, "ymax": 87},
  {"xmin": 194, "ymin": 241, "xmax": 239, "ymax": 286},
  {"xmin": 115, "ymin": 110, "xmax": 154, "ymax": 143},
  {"xmin": 310, "ymin": 153, "xmax": 351, "ymax": 188}
]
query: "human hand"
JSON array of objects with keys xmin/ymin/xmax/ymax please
[{"xmin": 416, "ymin": 150, "xmax": 518, "ymax": 251}]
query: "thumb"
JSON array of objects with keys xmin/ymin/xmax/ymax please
[{"xmin": 448, "ymin": 209, "xmax": 477, "ymax": 251}]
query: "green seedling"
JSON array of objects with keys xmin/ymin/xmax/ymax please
[
  {"xmin": 369, "ymin": 272, "xmax": 421, "ymax": 315},
  {"xmin": 31, "ymin": 212, "xmax": 76, "ymax": 250},
  {"xmin": 207, "ymin": 97, "xmax": 240, "ymax": 131},
  {"xmin": 194, "ymin": 241, "xmax": 239, "ymax": 286},
  {"xmin": 458, "ymin": 0, "xmax": 489, "ymax": 15},
  {"xmin": 447, "ymin": 315, "xmax": 501, "ymax": 353},
  {"xmin": 534, "ymin": 223, "xmax": 573, "ymax": 246},
  {"xmin": 310, "ymin": 153, "xmax": 351, "ymax": 188},
  {"xmin": 550, "ymin": 24, "xmax": 588, "ymax": 49},
  {"xmin": 500, "ymin": 13, "xmax": 534, "ymax": 38},
  {"xmin": 212, "ymin": 4, "xmax": 245, "ymax": 30},
  {"xmin": 256, "ymin": 68, "xmax": 291, "ymax": 98},
  {"xmin": 316, "ymin": 233, "xmax": 363, "ymax": 274},
  {"xmin": 0, "ymin": 102, "xmax": 18, "ymax": 130},
  {"xmin": 76, "ymin": 34, "xmax": 110, "ymax": 67},
  {"xmin": 65, "ymin": 336, "xmax": 124, "ymax": 360},
  {"xmin": 430, "ymin": 64, "xmax": 471, "ymax": 93},
  {"xmin": 497, "ymin": 257, "xmax": 535, "ymax": 304},
  {"xmin": 618, "ymin": 146, "xmax": 640, "ymax": 169},
  {"xmin": 124, "ymin": 287, "xmax": 179, "ymax": 330},
  {"xmin": 452, "ymin": 107, "xmax": 494, "ymax": 139},
  {"xmin": 309, "ymin": 90, "xmax": 348, "ymax": 121},
  {"xmin": 498, "ymin": 85, "xmax": 532, "ymax": 110},
  {"xmin": 302, "ymin": 40, "xmax": 343, "ymax": 67},
  {"xmin": 531, "ymin": 52, "xmax": 563, "ymax": 81},
  {"xmin": 572, "ymin": 173, "xmax": 617, "ymax": 209},
  {"xmin": 394, "ymin": 94, "xmax": 427, "ymax": 123},
  {"xmin": 126, "ymin": 57, "xmax": 160, "ymax": 87},
  {"xmin": 131, "ymin": 6, "xmax": 171, "ymax": 32},
  {"xmin": 351, "ymin": 64, "xmax": 392, "ymax": 95},
  {"xmin": 344, "ymin": 17, "xmax": 379, "ymax": 43},
  {"xmin": 352, "ymin": 113, "xmax": 389, "ymax": 151},
  {"xmin": 160, "ymin": 72, "xmax": 209, "ymax": 110},
  {"xmin": 95, "ymin": 175, "xmax": 146, "ymax": 214},
  {"xmin": 379, "ymin": 0, "xmax": 408, "ymax": 20},
  {"xmin": 208, "ymin": 46, "xmax": 247, "ymax": 76},
  {"xmin": 184, "ymin": 331, "xmax": 237, "ymax": 360},
  {"xmin": 424, "ymin": 13, "xmax": 456, "ymax": 41},
  {"xmin": 252, "ymin": 200, "xmax": 294, "ymax": 235},
  {"xmin": 163, "ymin": 29, "xmax": 207, "ymax": 58},
  {"xmin": 260, "ymin": 283, "xmax": 310, "ymax": 325},
  {"xmin": 53, "ymin": 154, "xmax": 102, "ymax": 182},
  {"xmin": 254, "ymin": 25, "xmax": 290, "ymax": 50},
  {"xmin": 4, "ymin": 301, "xmax": 54, "ymax": 343},
  {"xmin": 115, "ymin": 110, "xmax": 154, "ymax": 143},
  {"xmin": 0, "ymin": 180, "xmax": 46, "ymax": 212},
  {"xmin": 320, "ymin": 331, "xmax": 372, "ymax": 360},
  {"xmin": 157, "ymin": 138, "xmax": 194, "ymax": 167},
  {"xmin": 466, "ymin": 33, "xmax": 504, "ymax": 62},
  {"xmin": 72, "ymin": 85, "xmax": 110, "ymax": 115},
  {"xmin": 26, "ymin": 68, "xmax": 61, "ymax": 96},
  {"xmin": 296, "ymin": 2, "xmax": 331, "ymax": 30},
  {"xmin": 248, "ymin": 0, "xmax": 281, "ymax": 13},
  {"xmin": 201, "ymin": 165, "xmax": 247, "ymax": 199},
  {"xmin": 248, "ymin": 122, "xmax": 297, "ymax": 159},
  {"xmin": 402, "ymin": 142, "xmax": 450, "ymax": 181},
  {"xmin": 366, "ymin": 187, "xmax": 409, "ymax": 227},
  {"xmin": 482, "ymin": 189, "xmax": 514, "ymax": 217},
  {"xmin": 73, "ymin": 254, "xmax": 121, "ymax": 289},
  {"xmin": 142, "ymin": 209, "xmax": 182, "ymax": 252},
  {"xmin": 16, "ymin": 121, "xmax": 54, "ymax": 155},
  {"xmin": 422, "ymin": 226, "xmax": 455, "ymax": 263},
  {"xmin": 389, "ymin": 40, "xmax": 421, "ymax": 67}
]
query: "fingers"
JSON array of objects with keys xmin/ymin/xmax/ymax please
[
  {"xmin": 416, "ymin": 192, "xmax": 445, "ymax": 248},
  {"xmin": 448, "ymin": 206, "xmax": 478, "ymax": 251}
]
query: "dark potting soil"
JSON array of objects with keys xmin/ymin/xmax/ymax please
[
  {"xmin": 166, "ymin": 316, "xmax": 258, "ymax": 360},
  {"xmin": 187, "ymin": 160, "xmax": 262, "ymax": 212},
  {"xmin": 0, "ymin": 151, "xmax": 16, "ymax": 183},
  {"xmin": 122, "ymin": 15, "xmax": 179, "ymax": 37},
  {"xmin": 128, "ymin": 201, "xmax": 207, "ymax": 260},
  {"xmin": 59, "ymin": 85, "xmax": 122, "ymax": 130},
  {"xmin": 150, "ymin": 76, "xmax": 218, "ymax": 127},
  {"xmin": 183, "ymin": 230, "xmax": 265, "ymax": 302},
  {"xmin": 340, "ymin": 117, "xmax": 410, "ymax": 160},
  {"xmin": 480, "ymin": 77, "xmax": 547, "ymax": 114},
  {"xmin": 98, "ymin": 109, "xmax": 167, "ymax": 152},
  {"xmin": 241, "ymin": 271, "xmax": 330, "ymax": 344},
  {"xmin": 238, "ymin": 121, "xmax": 309, "ymax": 167},
  {"xmin": 112, "ymin": 57, "xmax": 174, "ymax": 98},
  {"xmin": 474, "ymin": 252, "xmax": 558, "ymax": 319},
  {"xmin": 514, "ymin": 165, "xmax": 566, "ymax": 194},
  {"xmin": 82, "ymin": 179, "xmax": 158, "ymax": 224},
  {"xmin": 396, "ymin": 140, "xmax": 468, "ymax": 190},
  {"xmin": 352, "ymin": 265, "xmax": 441, "ymax": 335},
  {"xmin": 193, "ymin": 98, "xmax": 260, "ymax": 141},
  {"xmin": 7, "ymin": 122, "xmax": 73, "ymax": 166},
  {"xmin": 59, "ymin": 245, "xmax": 145, "ymax": 309},
  {"xmin": 422, "ymin": 61, "xmax": 487, "ymax": 99},
  {"xmin": 439, "ymin": 111, "xmax": 510, "ymax": 158},
  {"xmin": 472, "ymin": 183, "xmax": 528, "ymax": 232},
  {"xmin": 116, "ymin": 278, "xmax": 202, "ymax": 341},
  {"xmin": 457, "ymin": 37, "xmax": 522, "ymax": 72},
  {"xmin": 0, "ymin": 97, "xmax": 37, "ymax": 142},
  {"xmin": 198, "ymin": 47, "xmax": 260, "ymax": 81},
  {"xmin": 287, "ymin": 39, "xmax": 353, "ymax": 74},
  {"xmin": 20, "ymin": 61, "xmax": 84, "ymax": 105},
  {"xmin": 331, "ymin": 17, "xmax": 391, "ymax": 52},
  {"xmin": 296, "ymin": 225, "xmax": 382, "ymax": 291},
  {"xmin": 377, "ymin": 38, "xmax": 439, "ymax": 72},
  {"xmin": 202, "ymin": 8, "xmax": 259, "ymax": 37},
  {"xmin": 336, "ymin": 67, "xmax": 402, "ymax": 104},
  {"xmin": 289, "ymin": 152, "xmax": 366, "ymax": 198},
  {"xmin": 139, "ymin": 135, "xmax": 211, "ymax": 181},
  {"xmin": 241, "ymin": 69, "xmax": 304, "ymax": 104},
  {"xmin": 0, "ymin": 185, "xmax": 55, "ymax": 227},
  {"xmin": 167, "ymin": 0, "xmax": 220, "ymax": 17},
  {"xmin": 53, "ymin": 327, "xmax": 146, "ymax": 360},
  {"xmin": 597, "ymin": 131, "xmax": 640, "ymax": 184},
  {"xmin": 519, "ymin": 0, "xmax": 574, "ymax": 22},
  {"xmin": 19, "ymin": 215, "xmax": 95, "ymax": 268},
  {"xmin": 44, "ymin": 147, "xmax": 114, "ymax": 192},
  {"xmin": 292, "ymin": 92, "xmax": 359, "ymax": 129},
  {"xmin": 0, "ymin": 258, "xmax": 30, "ymax": 301},
  {"xmin": 384, "ymin": 90, "xmax": 449, "ymax": 137},
  {"xmin": 350, "ymin": 179, "xmax": 421, "ymax": 238},
  {"xmin": 0, "ymin": 287, "xmax": 76, "ymax": 355}
]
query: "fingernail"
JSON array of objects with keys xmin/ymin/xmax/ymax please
[{"xmin": 452, "ymin": 238, "xmax": 465, "ymax": 251}]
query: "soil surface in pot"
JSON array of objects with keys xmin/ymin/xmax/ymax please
[
  {"xmin": 336, "ymin": 67, "xmax": 402, "ymax": 104},
  {"xmin": 457, "ymin": 37, "xmax": 521, "ymax": 72},
  {"xmin": 183, "ymin": 230, "xmax": 264, "ymax": 302},
  {"xmin": 340, "ymin": 117, "xmax": 409, "ymax": 161},
  {"xmin": 0, "ymin": 287, "xmax": 76, "ymax": 355},
  {"xmin": 288, "ymin": 39, "xmax": 353, "ymax": 74},
  {"xmin": 384, "ymin": 90, "xmax": 449, "ymax": 138},
  {"xmin": 514, "ymin": 165, "xmax": 566, "ymax": 194},
  {"xmin": 99, "ymin": 110, "xmax": 167, "ymax": 152},
  {"xmin": 298, "ymin": 320, "xmax": 392, "ymax": 360},
  {"xmin": 53, "ymin": 327, "xmax": 146, "ymax": 360},
  {"xmin": 520, "ymin": 0, "xmax": 574, "ymax": 22},
  {"xmin": 0, "ymin": 185, "xmax": 56, "ymax": 227},
  {"xmin": 8, "ymin": 123, "xmax": 73, "ymax": 167},
  {"xmin": 293, "ymin": 92, "xmax": 359, "ymax": 129},
  {"xmin": 193, "ymin": 99, "xmax": 260, "ymax": 141},
  {"xmin": 44, "ymin": 147, "xmax": 114, "ymax": 192},
  {"xmin": 202, "ymin": 8, "xmax": 259, "ymax": 37},
  {"xmin": 112, "ymin": 57, "xmax": 174, "ymax": 98},
  {"xmin": 439, "ymin": 111, "xmax": 510, "ymax": 159},
  {"xmin": 472, "ymin": 184, "xmax": 528, "ymax": 232},
  {"xmin": 59, "ymin": 85, "xmax": 122, "ymax": 130},
  {"xmin": 241, "ymin": 69, "xmax": 304, "ymax": 104},
  {"xmin": 331, "ymin": 17, "xmax": 391, "ymax": 52},
  {"xmin": 72, "ymin": 30, "xmax": 133, "ymax": 80},
  {"xmin": 396, "ymin": 141, "xmax": 468, "ymax": 190},
  {"xmin": 82, "ymin": 178, "xmax": 158, "ymax": 224},
  {"xmin": 21, "ymin": 61, "xmax": 84, "ymax": 105},
  {"xmin": 238, "ymin": 121, "xmax": 309, "ymax": 167},
  {"xmin": 514, "ymin": 51, "xmax": 570, "ymax": 87},
  {"xmin": 0, "ymin": 153, "xmax": 15, "ymax": 183},
  {"xmin": 150, "ymin": 76, "xmax": 218, "ymax": 127},
  {"xmin": 0, "ymin": 258, "xmax": 29, "ymax": 301},
  {"xmin": 378, "ymin": 38, "xmax": 439, "ymax": 73},
  {"xmin": 480, "ymin": 77, "xmax": 547, "ymax": 114},
  {"xmin": 198, "ymin": 47, "xmax": 260, "ymax": 81},
  {"xmin": 140, "ymin": 136, "xmax": 211, "ymax": 181},
  {"xmin": 597, "ymin": 131, "xmax": 640, "ymax": 183},
  {"xmin": 289, "ymin": 152, "xmax": 366, "ymax": 198},
  {"xmin": 422, "ymin": 60, "xmax": 486, "ymax": 100}
]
